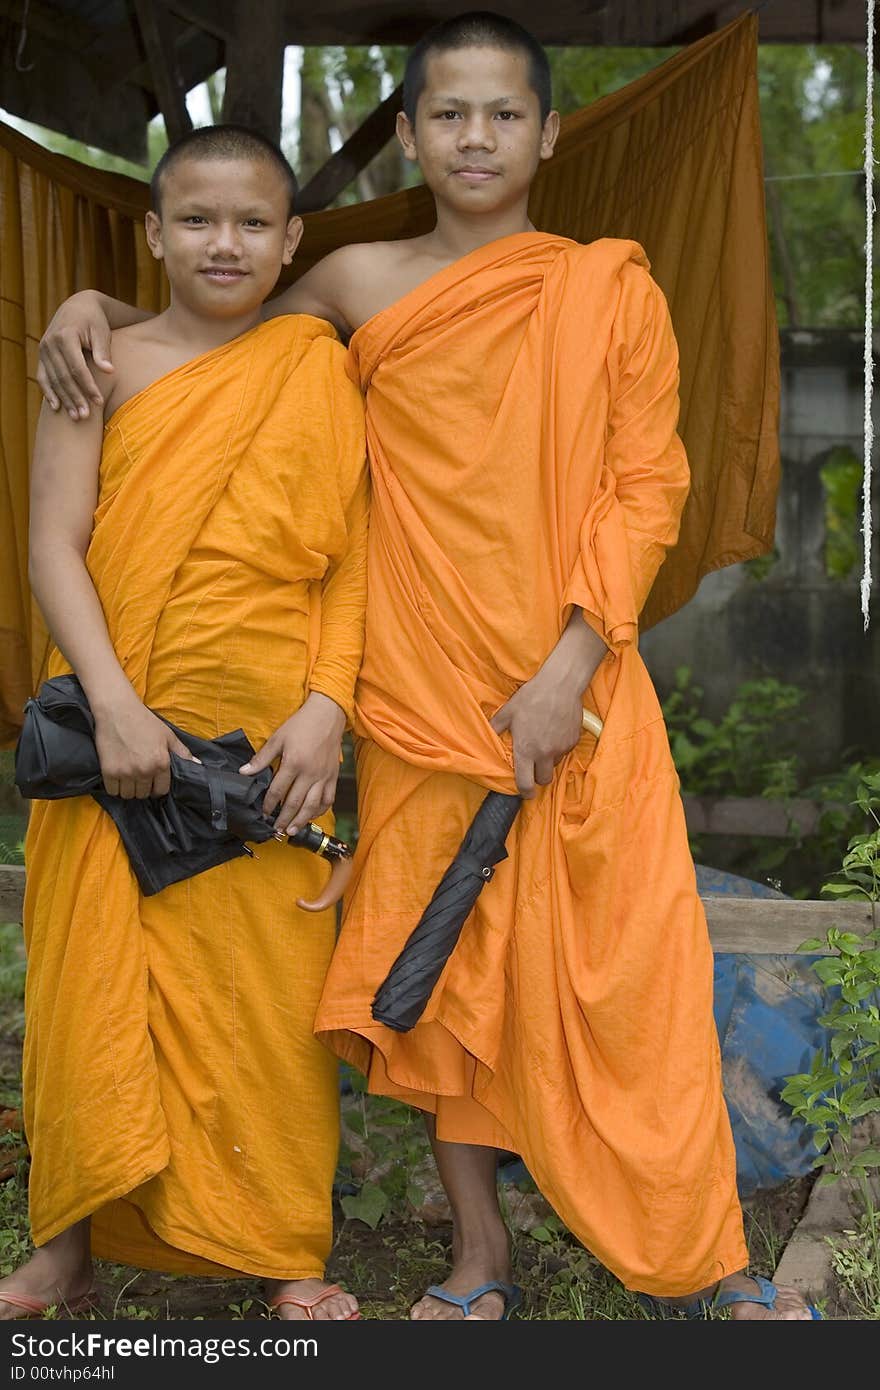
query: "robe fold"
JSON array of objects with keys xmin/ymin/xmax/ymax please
[
  {"xmin": 315, "ymin": 234, "xmax": 749, "ymax": 1296},
  {"xmin": 23, "ymin": 315, "xmax": 368, "ymax": 1278}
]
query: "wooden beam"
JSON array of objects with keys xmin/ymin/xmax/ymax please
[
  {"xmin": 703, "ymin": 897, "xmax": 875, "ymax": 954},
  {"xmin": 133, "ymin": 0, "xmax": 193, "ymax": 143},
  {"xmin": 166, "ymin": 0, "xmax": 236, "ymax": 42},
  {"xmin": 222, "ymin": 0, "xmax": 285, "ymax": 145},
  {"xmin": 296, "ymin": 83, "xmax": 403, "ymax": 214}
]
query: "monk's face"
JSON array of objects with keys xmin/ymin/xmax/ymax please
[
  {"xmin": 397, "ymin": 46, "xmax": 559, "ymax": 216},
  {"xmin": 145, "ymin": 158, "xmax": 302, "ymax": 317}
]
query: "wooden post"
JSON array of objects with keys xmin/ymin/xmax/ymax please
[
  {"xmin": 222, "ymin": 0, "xmax": 286, "ymax": 147},
  {"xmin": 133, "ymin": 0, "xmax": 193, "ymax": 143}
]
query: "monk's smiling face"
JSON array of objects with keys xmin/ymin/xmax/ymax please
[
  {"xmin": 397, "ymin": 46, "xmax": 559, "ymax": 217},
  {"xmin": 145, "ymin": 157, "xmax": 302, "ymax": 319}
]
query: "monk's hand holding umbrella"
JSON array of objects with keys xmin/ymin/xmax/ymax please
[
  {"xmin": 371, "ymin": 609, "xmax": 607, "ymax": 1032},
  {"xmin": 239, "ymin": 690, "xmax": 354, "ymax": 909}
]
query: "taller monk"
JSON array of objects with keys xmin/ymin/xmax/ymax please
[
  {"xmin": 37, "ymin": 12, "xmax": 817, "ymax": 1322},
  {"xmin": 4, "ymin": 126, "xmax": 367, "ymax": 1321}
]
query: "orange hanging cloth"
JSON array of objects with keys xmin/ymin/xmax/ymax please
[
  {"xmin": 315, "ymin": 236, "xmax": 749, "ymax": 1296},
  {"xmin": 24, "ymin": 316, "xmax": 368, "ymax": 1277}
]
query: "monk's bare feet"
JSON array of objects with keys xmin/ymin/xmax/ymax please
[
  {"xmin": 411, "ymin": 1229, "xmax": 514, "ymax": 1320},
  {"xmin": 0, "ymin": 1225, "xmax": 94, "ymax": 1321},
  {"xmin": 265, "ymin": 1278, "xmax": 359, "ymax": 1321},
  {"xmin": 721, "ymin": 1275, "xmax": 816, "ymax": 1321}
]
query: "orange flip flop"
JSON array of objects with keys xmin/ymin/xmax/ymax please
[
  {"xmin": 0, "ymin": 1287, "xmax": 98, "ymax": 1319},
  {"xmin": 269, "ymin": 1284, "xmax": 360, "ymax": 1320}
]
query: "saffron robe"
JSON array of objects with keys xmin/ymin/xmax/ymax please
[
  {"xmin": 23, "ymin": 315, "xmax": 368, "ymax": 1278},
  {"xmin": 315, "ymin": 234, "xmax": 750, "ymax": 1296}
]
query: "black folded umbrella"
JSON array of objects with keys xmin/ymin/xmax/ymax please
[
  {"xmin": 15, "ymin": 674, "xmax": 352, "ymax": 904},
  {"xmin": 370, "ymin": 710, "xmax": 604, "ymax": 1033},
  {"xmin": 371, "ymin": 789, "xmax": 522, "ymax": 1032}
]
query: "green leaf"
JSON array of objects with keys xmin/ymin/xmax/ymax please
[
  {"xmin": 530, "ymin": 1226, "xmax": 554, "ymax": 1244},
  {"xmin": 340, "ymin": 1182, "xmax": 389, "ymax": 1230},
  {"xmin": 850, "ymin": 1147, "xmax": 880, "ymax": 1169}
]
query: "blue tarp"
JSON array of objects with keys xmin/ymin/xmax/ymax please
[{"xmin": 697, "ymin": 865, "xmax": 826, "ymax": 1196}]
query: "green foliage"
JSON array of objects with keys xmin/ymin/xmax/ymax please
[
  {"xmin": 821, "ymin": 446, "xmax": 863, "ymax": 580},
  {"xmin": 829, "ymin": 1206, "xmax": 880, "ymax": 1319},
  {"xmin": 663, "ymin": 667, "xmax": 807, "ymax": 796},
  {"xmin": 662, "ymin": 669, "xmax": 879, "ymax": 896},
  {"xmin": 782, "ymin": 775, "xmax": 880, "ymax": 1223}
]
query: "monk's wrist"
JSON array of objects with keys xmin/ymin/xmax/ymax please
[{"xmin": 303, "ymin": 689, "xmax": 347, "ymax": 733}]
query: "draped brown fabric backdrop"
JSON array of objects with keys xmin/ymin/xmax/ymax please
[{"xmin": 0, "ymin": 14, "xmax": 777, "ymax": 745}]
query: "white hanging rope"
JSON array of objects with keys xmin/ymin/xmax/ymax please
[{"xmin": 863, "ymin": 0, "xmax": 875, "ymax": 628}]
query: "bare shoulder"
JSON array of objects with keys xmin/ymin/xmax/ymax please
[{"xmin": 103, "ymin": 320, "xmax": 179, "ymax": 419}]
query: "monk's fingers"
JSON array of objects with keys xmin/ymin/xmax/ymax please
[
  {"xmin": 117, "ymin": 776, "xmax": 137, "ymax": 800},
  {"xmin": 239, "ymin": 735, "xmax": 281, "ymax": 778},
  {"xmin": 151, "ymin": 766, "xmax": 172, "ymax": 798},
  {"xmin": 272, "ymin": 773, "xmax": 312, "ymax": 835},
  {"xmin": 103, "ymin": 776, "xmax": 120, "ymax": 798},
  {"xmin": 514, "ymin": 756, "xmax": 537, "ymax": 799},
  {"xmin": 168, "ymin": 735, "xmax": 195, "ymax": 761},
  {"xmin": 533, "ymin": 756, "xmax": 555, "ymax": 786},
  {"xmin": 261, "ymin": 760, "xmax": 297, "ymax": 818},
  {"xmin": 288, "ymin": 780, "xmax": 333, "ymax": 834},
  {"xmin": 36, "ymin": 358, "xmax": 60, "ymax": 411},
  {"xmin": 44, "ymin": 337, "xmax": 97, "ymax": 418},
  {"xmin": 87, "ymin": 323, "xmax": 115, "ymax": 378},
  {"xmin": 489, "ymin": 704, "xmax": 512, "ymax": 734}
]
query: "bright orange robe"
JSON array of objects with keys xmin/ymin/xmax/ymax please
[
  {"xmin": 23, "ymin": 316, "xmax": 368, "ymax": 1278},
  {"xmin": 315, "ymin": 234, "xmax": 749, "ymax": 1296}
]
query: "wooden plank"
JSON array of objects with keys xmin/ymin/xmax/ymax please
[
  {"xmin": 681, "ymin": 795, "xmax": 846, "ymax": 839},
  {"xmin": 296, "ymin": 83, "xmax": 404, "ymax": 214},
  {"xmin": 132, "ymin": 0, "xmax": 193, "ymax": 143},
  {"xmin": 222, "ymin": 0, "xmax": 285, "ymax": 145},
  {"xmin": 703, "ymin": 897, "xmax": 875, "ymax": 954}
]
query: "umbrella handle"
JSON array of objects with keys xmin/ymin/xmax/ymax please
[
  {"xmin": 582, "ymin": 710, "xmax": 603, "ymax": 737},
  {"xmin": 296, "ymin": 853, "xmax": 354, "ymax": 913}
]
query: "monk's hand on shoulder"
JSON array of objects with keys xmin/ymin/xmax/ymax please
[
  {"xmin": 38, "ymin": 291, "xmax": 114, "ymax": 421},
  {"xmin": 490, "ymin": 670, "xmax": 586, "ymax": 799},
  {"xmin": 239, "ymin": 692, "xmax": 346, "ymax": 836},
  {"xmin": 93, "ymin": 690, "xmax": 195, "ymax": 800}
]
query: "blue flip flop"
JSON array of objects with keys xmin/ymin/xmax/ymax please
[
  {"xmin": 420, "ymin": 1281, "xmax": 522, "ymax": 1319},
  {"xmin": 639, "ymin": 1274, "xmax": 823, "ymax": 1320}
]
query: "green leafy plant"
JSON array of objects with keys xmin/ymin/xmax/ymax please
[{"xmin": 781, "ymin": 774, "xmax": 880, "ymax": 1190}]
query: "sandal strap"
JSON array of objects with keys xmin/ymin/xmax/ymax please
[
  {"xmin": 713, "ymin": 1275, "xmax": 778, "ymax": 1311},
  {"xmin": 423, "ymin": 1281, "xmax": 522, "ymax": 1318},
  {"xmin": 270, "ymin": 1284, "xmax": 345, "ymax": 1316},
  {"xmin": 0, "ymin": 1291, "xmax": 51, "ymax": 1315}
]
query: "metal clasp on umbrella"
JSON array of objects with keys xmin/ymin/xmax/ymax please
[{"xmin": 371, "ymin": 709, "xmax": 603, "ymax": 1032}]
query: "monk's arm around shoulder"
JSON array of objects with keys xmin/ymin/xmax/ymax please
[
  {"xmin": 37, "ymin": 249, "xmax": 356, "ymax": 417},
  {"xmin": 28, "ymin": 402, "xmax": 192, "ymax": 798}
]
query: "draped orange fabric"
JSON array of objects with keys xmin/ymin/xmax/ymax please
[
  {"xmin": 314, "ymin": 236, "xmax": 749, "ymax": 1296},
  {"xmin": 1, "ymin": 14, "xmax": 776, "ymax": 742},
  {"xmin": 23, "ymin": 317, "xmax": 368, "ymax": 1275}
]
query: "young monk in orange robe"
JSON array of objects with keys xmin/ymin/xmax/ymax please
[
  {"xmin": 34, "ymin": 11, "xmax": 818, "ymax": 1324},
  {"xmin": 2, "ymin": 128, "xmax": 367, "ymax": 1322}
]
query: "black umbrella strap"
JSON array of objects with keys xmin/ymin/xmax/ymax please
[
  {"xmin": 454, "ymin": 852, "xmax": 499, "ymax": 883},
  {"xmin": 205, "ymin": 768, "xmax": 228, "ymax": 833}
]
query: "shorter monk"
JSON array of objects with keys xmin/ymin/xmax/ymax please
[{"xmin": 2, "ymin": 126, "xmax": 368, "ymax": 1321}]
